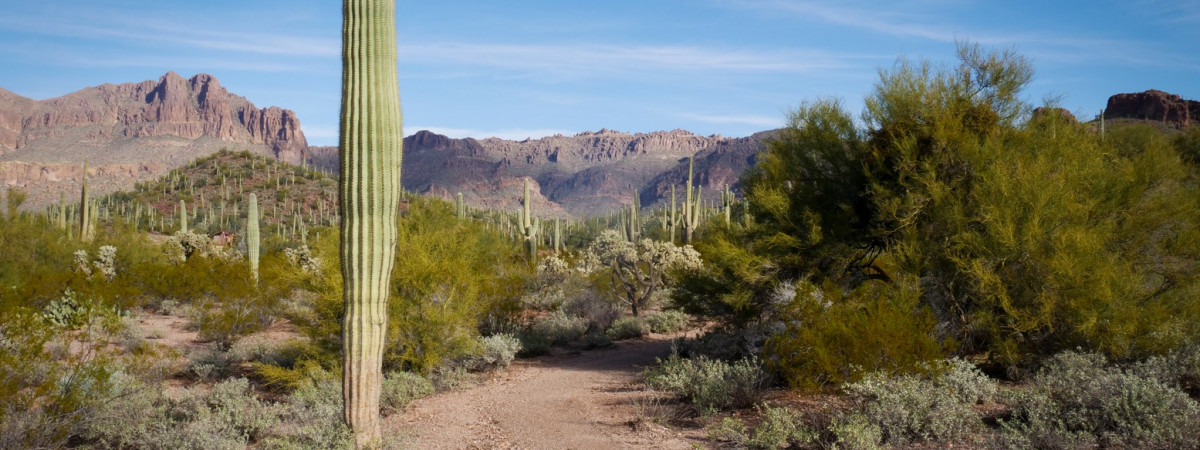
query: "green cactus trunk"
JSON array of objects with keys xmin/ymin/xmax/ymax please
[
  {"xmin": 683, "ymin": 157, "xmax": 698, "ymax": 244},
  {"xmin": 58, "ymin": 191, "xmax": 66, "ymax": 230},
  {"xmin": 180, "ymin": 199, "xmax": 188, "ymax": 234},
  {"xmin": 79, "ymin": 160, "xmax": 92, "ymax": 241},
  {"xmin": 340, "ymin": 0, "xmax": 403, "ymax": 447},
  {"xmin": 247, "ymin": 193, "xmax": 260, "ymax": 283}
]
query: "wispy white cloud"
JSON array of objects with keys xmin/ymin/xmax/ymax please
[
  {"xmin": 400, "ymin": 42, "xmax": 863, "ymax": 78},
  {"xmin": 0, "ymin": 8, "xmax": 337, "ymax": 58},
  {"xmin": 679, "ymin": 113, "xmax": 783, "ymax": 129},
  {"xmin": 724, "ymin": 0, "xmax": 958, "ymax": 42},
  {"xmin": 409, "ymin": 126, "xmax": 577, "ymax": 141}
]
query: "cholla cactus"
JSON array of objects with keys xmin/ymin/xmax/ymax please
[
  {"xmin": 95, "ymin": 245, "xmax": 117, "ymax": 282},
  {"xmin": 164, "ymin": 231, "xmax": 241, "ymax": 264},
  {"xmin": 584, "ymin": 230, "xmax": 703, "ymax": 316},
  {"xmin": 74, "ymin": 250, "xmax": 93, "ymax": 276},
  {"xmin": 284, "ymin": 244, "xmax": 322, "ymax": 274}
]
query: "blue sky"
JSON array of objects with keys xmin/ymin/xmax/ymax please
[{"xmin": 2, "ymin": 1, "xmax": 1197, "ymax": 146}]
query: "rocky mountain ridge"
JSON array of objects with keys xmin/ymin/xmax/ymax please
[
  {"xmin": 3, "ymin": 73, "xmax": 1195, "ymax": 217},
  {"xmin": 0, "ymin": 72, "xmax": 307, "ymax": 208},
  {"xmin": 391, "ymin": 128, "xmax": 769, "ymax": 217}
]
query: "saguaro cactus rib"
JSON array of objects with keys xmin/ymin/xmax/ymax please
[{"xmin": 340, "ymin": 0, "xmax": 403, "ymax": 447}]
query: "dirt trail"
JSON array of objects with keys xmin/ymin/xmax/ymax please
[{"xmin": 390, "ymin": 335, "xmax": 699, "ymax": 449}]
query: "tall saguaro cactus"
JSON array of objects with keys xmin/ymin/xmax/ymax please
[
  {"xmin": 682, "ymin": 157, "xmax": 700, "ymax": 243},
  {"xmin": 339, "ymin": 0, "xmax": 403, "ymax": 447},
  {"xmin": 79, "ymin": 160, "xmax": 92, "ymax": 241},
  {"xmin": 247, "ymin": 193, "xmax": 260, "ymax": 283}
]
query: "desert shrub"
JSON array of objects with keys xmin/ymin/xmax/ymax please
[
  {"xmin": 644, "ymin": 309, "xmax": 691, "ymax": 334},
  {"xmin": 583, "ymin": 332, "xmax": 613, "ymax": 349},
  {"xmin": 263, "ymin": 377, "xmax": 353, "ymax": 449},
  {"xmin": 516, "ymin": 330, "xmax": 553, "ymax": 357},
  {"xmin": 561, "ymin": 289, "xmax": 621, "ymax": 333},
  {"xmin": 530, "ymin": 310, "xmax": 587, "ymax": 345},
  {"xmin": 77, "ymin": 377, "xmax": 282, "ymax": 450},
  {"xmin": 710, "ymin": 404, "xmax": 815, "ymax": 449},
  {"xmin": 763, "ymin": 277, "xmax": 949, "ymax": 390},
  {"xmin": 0, "ymin": 299, "xmax": 141, "ymax": 448},
  {"xmin": 461, "ymin": 333, "xmax": 522, "ymax": 372},
  {"xmin": 829, "ymin": 414, "xmax": 883, "ymax": 450},
  {"xmin": 606, "ymin": 316, "xmax": 650, "ymax": 340},
  {"xmin": 1131, "ymin": 343, "xmax": 1200, "ymax": 392},
  {"xmin": 380, "ymin": 371, "xmax": 434, "ymax": 414},
  {"xmin": 998, "ymin": 350, "xmax": 1200, "ymax": 449},
  {"xmin": 642, "ymin": 355, "xmax": 769, "ymax": 413},
  {"xmin": 842, "ymin": 362, "xmax": 987, "ymax": 446},
  {"xmin": 292, "ymin": 197, "xmax": 529, "ymax": 375}
]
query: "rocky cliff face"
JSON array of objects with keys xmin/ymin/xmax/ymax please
[
  {"xmin": 1, "ymin": 72, "xmax": 307, "ymax": 208},
  {"xmin": 397, "ymin": 128, "xmax": 770, "ymax": 217},
  {"xmin": 1104, "ymin": 89, "xmax": 1200, "ymax": 128}
]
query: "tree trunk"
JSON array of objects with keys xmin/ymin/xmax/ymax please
[{"xmin": 340, "ymin": 0, "xmax": 403, "ymax": 447}]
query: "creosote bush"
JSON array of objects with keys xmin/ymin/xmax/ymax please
[
  {"xmin": 842, "ymin": 360, "xmax": 989, "ymax": 446},
  {"xmin": 644, "ymin": 309, "xmax": 691, "ymax": 334},
  {"xmin": 642, "ymin": 355, "xmax": 769, "ymax": 413},
  {"xmin": 998, "ymin": 350, "xmax": 1200, "ymax": 449},
  {"xmin": 606, "ymin": 316, "xmax": 650, "ymax": 340}
]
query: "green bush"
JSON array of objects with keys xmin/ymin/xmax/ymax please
[
  {"xmin": 642, "ymin": 355, "xmax": 769, "ymax": 413},
  {"xmin": 763, "ymin": 277, "xmax": 949, "ymax": 390},
  {"xmin": 710, "ymin": 404, "xmax": 815, "ymax": 449},
  {"xmin": 842, "ymin": 361, "xmax": 987, "ymax": 446},
  {"xmin": 292, "ymin": 197, "xmax": 529, "ymax": 374},
  {"xmin": 462, "ymin": 333, "xmax": 522, "ymax": 372},
  {"xmin": 530, "ymin": 310, "xmax": 587, "ymax": 345},
  {"xmin": 606, "ymin": 316, "xmax": 650, "ymax": 340},
  {"xmin": 380, "ymin": 371, "xmax": 434, "ymax": 414},
  {"xmin": 644, "ymin": 310, "xmax": 691, "ymax": 333},
  {"xmin": 998, "ymin": 350, "xmax": 1200, "ymax": 449}
]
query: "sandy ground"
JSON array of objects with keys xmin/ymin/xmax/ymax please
[{"xmin": 390, "ymin": 335, "xmax": 703, "ymax": 449}]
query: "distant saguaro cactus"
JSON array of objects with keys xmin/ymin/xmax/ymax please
[
  {"xmin": 79, "ymin": 160, "xmax": 92, "ymax": 241},
  {"xmin": 521, "ymin": 178, "xmax": 540, "ymax": 262},
  {"xmin": 58, "ymin": 191, "xmax": 66, "ymax": 230},
  {"xmin": 180, "ymin": 199, "xmax": 188, "ymax": 234},
  {"xmin": 456, "ymin": 192, "xmax": 465, "ymax": 220},
  {"xmin": 339, "ymin": 0, "xmax": 403, "ymax": 447},
  {"xmin": 247, "ymin": 193, "xmax": 260, "ymax": 283},
  {"xmin": 682, "ymin": 157, "xmax": 701, "ymax": 243}
]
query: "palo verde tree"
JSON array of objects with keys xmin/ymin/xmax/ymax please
[
  {"xmin": 677, "ymin": 42, "xmax": 1200, "ymax": 382},
  {"xmin": 339, "ymin": 0, "xmax": 403, "ymax": 446}
]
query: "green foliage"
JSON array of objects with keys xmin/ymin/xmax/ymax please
[
  {"xmin": 642, "ymin": 355, "xmax": 769, "ymax": 413},
  {"xmin": 842, "ymin": 360, "xmax": 990, "ymax": 446},
  {"xmin": 293, "ymin": 197, "xmax": 528, "ymax": 375},
  {"xmin": 998, "ymin": 350, "xmax": 1200, "ymax": 449},
  {"xmin": 530, "ymin": 310, "xmax": 588, "ymax": 345},
  {"xmin": 606, "ymin": 316, "xmax": 650, "ymax": 340},
  {"xmin": 644, "ymin": 309, "xmax": 691, "ymax": 333},
  {"xmin": 461, "ymin": 333, "xmax": 522, "ymax": 372},
  {"xmin": 380, "ymin": 371, "xmax": 434, "ymax": 414},
  {"xmin": 710, "ymin": 404, "xmax": 816, "ymax": 449},
  {"xmin": 763, "ymin": 278, "xmax": 949, "ymax": 390},
  {"xmin": 1174, "ymin": 124, "xmax": 1200, "ymax": 166},
  {"xmin": 679, "ymin": 42, "xmax": 1200, "ymax": 376}
]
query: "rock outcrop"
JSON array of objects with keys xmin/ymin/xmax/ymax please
[
  {"xmin": 1, "ymin": 72, "xmax": 307, "ymax": 208},
  {"xmin": 6, "ymin": 71, "xmax": 307, "ymax": 160},
  {"xmin": 396, "ymin": 129, "xmax": 770, "ymax": 217},
  {"xmin": 1104, "ymin": 89, "xmax": 1200, "ymax": 128}
]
